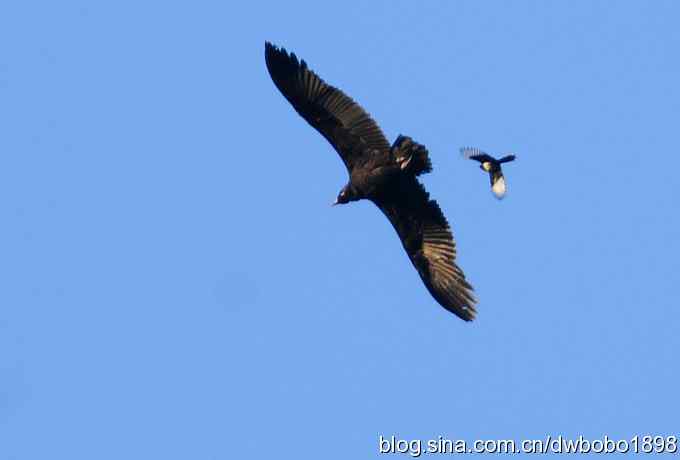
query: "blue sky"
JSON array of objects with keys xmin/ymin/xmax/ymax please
[{"xmin": 2, "ymin": 1, "xmax": 680, "ymax": 458}]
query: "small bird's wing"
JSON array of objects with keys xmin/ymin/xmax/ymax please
[
  {"xmin": 371, "ymin": 177, "xmax": 477, "ymax": 321},
  {"xmin": 460, "ymin": 147, "xmax": 495, "ymax": 164},
  {"xmin": 265, "ymin": 42, "xmax": 391, "ymax": 173}
]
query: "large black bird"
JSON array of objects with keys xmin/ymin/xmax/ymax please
[
  {"xmin": 265, "ymin": 42, "xmax": 476, "ymax": 321},
  {"xmin": 460, "ymin": 147, "xmax": 516, "ymax": 199}
]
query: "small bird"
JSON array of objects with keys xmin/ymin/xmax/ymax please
[
  {"xmin": 265, "ymin": 42, "xmax": 476, "ymax": 321},
  {"xmin": 460, "ymin": 147, "xmax": 516, "ymax": 199}
]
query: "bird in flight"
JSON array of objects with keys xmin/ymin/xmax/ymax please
[
  {"xmin": 460, "ymin": 147, "xmax": 516, "ymax": 199},
  {"xmin": 265, "ymin": 42, "xmax": 476, "ymax": 321}
]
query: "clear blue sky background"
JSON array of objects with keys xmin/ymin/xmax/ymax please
[{"xmin": 2, "ymin": 1, "xmax": 679, "ymax": 458}]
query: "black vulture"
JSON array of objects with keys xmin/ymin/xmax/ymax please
[
  {"xmin": 265, "ymin": 42, "xmax": 476, "ymax": 321},
  {"xmin": 460, "ymin": 147, "xmax": 516, "ymax": 199}
]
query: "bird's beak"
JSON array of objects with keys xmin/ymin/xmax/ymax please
[{"xmin": 331, "ymin": 199, "xmax": 339, "ymax": 206}]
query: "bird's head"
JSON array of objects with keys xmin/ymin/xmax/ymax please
[{"xmin": 333, "ymin": 185, "xmax": 358, "ymax": 206}]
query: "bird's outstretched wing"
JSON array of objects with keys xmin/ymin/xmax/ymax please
[
  {"xmin": 460, "ymin": 147, "xmax": 494, "ymax": 164},
  {"xmin": 498, "ymin": 154, "xmax": 516, "ymax": 164},
  {"xmin": 265, "ymin": 42, "xmax": 390, "ymax": 173},
  {"xmin": 371, "ymin": 177, "xmax": 477, "ymax": 321}
]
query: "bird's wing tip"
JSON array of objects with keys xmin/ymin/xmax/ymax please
[
  {"xmin": 457, "ymin": 304, "xmax": 477, "ymax": 322},
  {"xmin": 459, "ymin": 146, "xmax": 472, "ymax": 157},
  {"xmin": 460, "ymin": 147, "xmax": 488, "ymax": 160}
]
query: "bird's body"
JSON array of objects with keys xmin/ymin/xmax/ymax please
[
  {"xmin": 460, "ymin": 148, "xmax": 516, "ymax": 199},
  {"xmin": 265, "ymin": 42, "xmax": 476, "ymax": 321},
  {"xmin": 336, "ymin": 136, "xmax": 432, "ymax": 203}
]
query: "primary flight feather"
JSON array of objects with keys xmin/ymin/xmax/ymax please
[{"xmin": 265, "ymin": 42, "xmax": 476, "ymax": 321}]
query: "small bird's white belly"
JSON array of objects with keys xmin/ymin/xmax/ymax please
[{"xmin": 492, "ymin": 176, "xmax": 506, "ymax": 199}]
